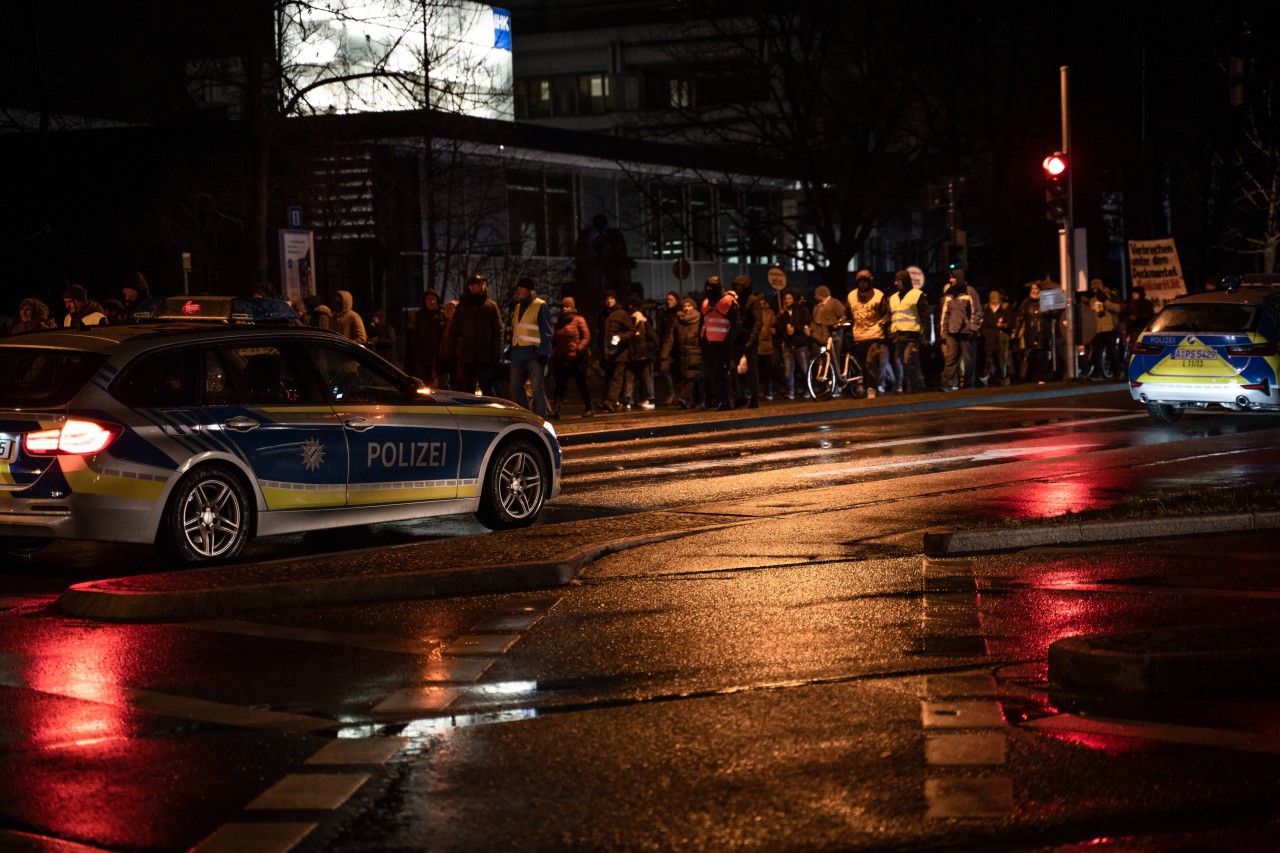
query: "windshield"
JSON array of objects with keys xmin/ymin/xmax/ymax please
[
  {"xmin": 0, "ymin": 348, "xmax": 110, "ymax": 408},
  {"xmin": 1147, "ymin": 303, "xmax": 1256, "ymax": 334}
]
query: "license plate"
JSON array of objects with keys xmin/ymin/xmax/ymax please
[
  {"xmin": 0, "ymin": 437, "xmax": 13, "ymax": 462},
  {"xmin": 1173, "ymin": 348, "xmax": 1217, "ymax": 361}
]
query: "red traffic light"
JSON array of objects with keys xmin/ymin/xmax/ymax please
[{"xmin": 1042, "ymin": 153, "xmax": 1068, "ymax": 176}]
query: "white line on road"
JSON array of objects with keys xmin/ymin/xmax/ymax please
[{"xmin": 1026, "ymin": 713, "xmax": 1280, "ymax": 754}]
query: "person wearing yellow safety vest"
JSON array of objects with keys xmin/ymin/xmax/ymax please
[
  {"xmin": 508, "ymin": 276, "xmax": 554, "ymax": 417},
  {"xmin": 846, "ymin": 269, "xmax": 888, "ymax": 397},
  {"xmin": 699, "ymin": 275, "xmax": 740, "ymax": 411},
  {"xmin": 888, "ymin": 269, "xmax": 930, "ymax": 393}
]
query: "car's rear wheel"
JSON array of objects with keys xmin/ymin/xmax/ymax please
[
  {"xmin": 160, "ymin": 464, "xmax": 252, "ymax": 565},
  {"xmin": 476, "ymin": 438, "xmax": 548, "ymax": 530},
  {"xmin": 0, "ymin": 536, "xmax": 52, "ymax": 559},
  {"xmin": 1146, "ymin": 402, "xmax": 1183, "ymax": 424}
]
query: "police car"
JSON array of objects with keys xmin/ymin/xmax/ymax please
[
  {"xmin": 1128, "ymin": 275, "xmax": 1280, "ymax": 423},
  {"xmin": 0, "ymin": 303, "xmax": 561, "ymax": 564}
]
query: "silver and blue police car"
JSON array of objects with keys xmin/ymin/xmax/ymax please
[
  {"xmin": 1128, "ymin": 275, "xmax": 1280, "ymax": 423},
  {"xmin": 0, "ymin": 298, "xmax": 561, "ymax": 564}
]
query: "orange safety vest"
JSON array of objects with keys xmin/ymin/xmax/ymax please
[{"xmin": 701, "ymin": 296, "xmax": 732, "ymax": 342}]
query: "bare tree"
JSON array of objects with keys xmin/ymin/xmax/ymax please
[{"xmin": 638, "ymin": 7, "xmax": 924, "ymax": 288}]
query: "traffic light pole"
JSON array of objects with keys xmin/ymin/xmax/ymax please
[{"xmin": 1060, "ymin": 65, "xmax": 1076, "ymax": 379}]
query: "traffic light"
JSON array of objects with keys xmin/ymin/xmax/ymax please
[{"xmin": 1042, "ymin": 152, "xmax": 1069, "ymax": 222}]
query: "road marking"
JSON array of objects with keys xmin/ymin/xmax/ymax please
[
  {"xmin": 1034, "ymin": 582, "xmax": 1280, "ymax": 600},
  {"xmin": 925, "ymin": 778, "xmax": 1014, "ymax": 818},
  {"xmin": 194, "ymin": 822, "xmax": 316, "ymax": 853},
  {"xmin": 373, "ymin": 686, "xmax": 458, "ymax": 714},
  {"xmin": 247, "ymin": 773, "xmax": 370, "ymax": 810},
  {"xmin": 921, "ymin": 700, "xmax": 1008, "ymax": 729},
  {"xmin": 306, "ymin": 737, "xmax": 408, "ymax": 766},
  {"xmin": 185, "ymin": 619, "xmax": 442, "ymax": 655},
  {"xmin": 926, "ymin": 733, "xmax": 1007, "ymax": 765},
  {"xmin": 444, "ymin": 633, "xmax": 521, "ymax": 656},
  {"xmin": 926, "ymin": 674, "xmax": 998, "ymax": 697},
  {"xmin": 0, "ymin": 672, "xmax": 331, "ymax": 732},
  {"xmin": 422, "ymin": 656, "xmax": 493, "ymax": 682},
  {"xmin": 471, "ymin": 609, "xmax": 548, "ymax": 632},
  {"xmin": 1026, "ymin": 713, "xmax": 1280, "ymax": 754}
]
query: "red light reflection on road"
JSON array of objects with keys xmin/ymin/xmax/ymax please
[
  {"xmin": 1004, "ymin": 479, "xmax": 1112, "ymax": 520},
  {"xmin": 23, "ymin": 628, "xmax": 133, "ymax": 747}
]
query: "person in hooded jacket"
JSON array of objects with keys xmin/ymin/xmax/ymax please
[
  {"xmin": 978, "ymin": 288, "xmax": 1014, "ymax": 386},
  {"xmin": 12, "ymin": 298, "xmax": 57, "ymax": 334},
  {"xmin": 411, "ymin": 290, "xmax": 444, "ymax": 386},
  {"xmin": 330, "ymin": 290, "xmax": 367, "ymax": 345},
  {"xmin": 659, "ymin": 291, "xmax": 681, "ymax": 404},
  {"xmin": 699, "ymin": 276, "xmax": 740, "ymax": 410},
  {"xmin": 447, "ymin": 274, "xmax": 503, "ymax": 395},
  {"xmin": 120, "ymin": 271, "xmax": 151, "ymax": 318},
  {"xmin": 888, "ymin": 269, "xmax": 928, "ymax": 393},
  {"xmin": 551, "ymin": 296, "xmax": 593, "ymax": 418},
  {"xmin": 61, "ymin": 284, "xmax": 107, "ymax": 327},
  {"xmin": 303, "ymin": 293, "xmax": 332, "ymax": 331},
  {"xmin": 661, "ymin": 295, "xmax": 704, "ymax": 408},
  {"xmin": 939, "ymin": 268, "xmax": 983, "ymax": 391},
  {"xmin": 730, "ymin": 275, "xmax": 763, "ymax": 408},
  {"xmin": 599, "ymin": 290, "xmax": 635, "ymax": 412},
  {"xmin": 625, "ymin": 296, "xmax": 660, "ymax": 409}
]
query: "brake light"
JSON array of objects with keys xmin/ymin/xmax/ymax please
[
  {"xmin": 1225, "ymin": 341, "xmax": 1280, "ymax": 356},
  {"xmin": 24, "ymin": 420, "xmax": 122, "ymax": 456},
  {"xmin": 1130, "ymin": 340, "xmax": 1165, "ymax": 355}
]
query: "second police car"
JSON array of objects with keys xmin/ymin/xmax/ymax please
[
  {"xmin": 0, "ymin": 298, "xmax": 561, "ymax": 564},
  {"xmin": 1128, "ymin": 275, "xmax": 1280, "ymax": 423}
]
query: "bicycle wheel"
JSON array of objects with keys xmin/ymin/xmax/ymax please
[{"xmin": 807, "ymin": 351, "xmax": 835, "ymax": 400}]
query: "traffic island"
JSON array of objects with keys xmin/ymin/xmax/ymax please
[
  {"xmin": 1049, "ymin": 622, "xmax": 1280, "ymax": 698},
  {"xmin": 58, "ymin": 510, "xmax": 750, "ymax": 623}
]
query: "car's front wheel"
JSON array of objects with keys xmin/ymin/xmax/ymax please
[
  {"xmin": 160, "ymin": 464, "xmax": 252, "ymax": 564},
  {"xmin": 1146, "ymin": 402, "xmax": 1183, "ymax": 424},
  {"xmin": 476, "ymin": 438, "xmax": 548, "ymax": 530}
]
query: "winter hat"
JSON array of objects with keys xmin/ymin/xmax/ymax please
[
  {"xmin": 627, "ymin": 296, "xmax": 643, "ymax": 312},
  {"xmin": 681, "ymin": 296, "xmax": 697, "ymax": 309},
  {"xmin": 855, "ymin": 269, "xmax": 873, "ymax": 282},
  {"xmin": 515, "ymin": 276, "xmax": 536, "ymax": 292},
  {"xmin": 466, "ymin": 273, "xmax": 486, "ymax": 286},
  {"xmin": 561, "ymin": 296, "xmax": 576, "ymax": 311},
  {"xmin": 814, "ymin": 285, "xmax": 831, "ymax": 300},
  {"xmin": 604, "ymin": 290, "xmax": 617, "ymax": 302},
  {"xmin": 63, "ymin": 284, "xmax": 88, "ymax": 303},
  {"xmin": 732, "ymin": 274, "xmax": 752, "ymax": 291}
]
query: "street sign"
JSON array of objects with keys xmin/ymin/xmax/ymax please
[
  {"xmin": 1039, "ymin": 287, "xmax": 1066, "ymax": 311},
  {"xmin": 673, "ymin": 257, "xmax": 691, "ymax": 281},
  {"xmin": 767, "ymin": 267, "xmax": 787, "ymax": 291}
]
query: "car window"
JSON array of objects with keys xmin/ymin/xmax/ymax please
[
  {"xmin": 308, "ymin": 343, "xmax": 407, "ymax": 404},
  {"xmin": 219, "ymin": 344, "xmax": 318, "ymax": 405},
  {"xmin": 114, "ymin": 348, "xmax": 203, "ymax": 407},
  {"xmin": 1148, "ymin": 303, "xmax": 1256, "ymax": 334},
  {"xmin": 0, "ymin": 348, "xmax": 109, "ymax": 408}
]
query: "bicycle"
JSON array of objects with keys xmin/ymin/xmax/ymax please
[{"xmin": 807, "ymin": 322, "xmax": 865, "ymax": 400}]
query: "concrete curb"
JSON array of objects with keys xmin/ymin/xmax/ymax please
[
  {"xmin": 923, "ymin": 510, "xmax": 1280, "ymax": 557},
  {"xmin": 58, "ymin": 520, "xmax": 746, "ymax": 623},
  {"xmin": 1049, "ymin": 622, "xmax": 1280, "ymax": 697},
  {"xmin": 557, "ymin": 381, "xmax": 1125, "ymax": 446}
]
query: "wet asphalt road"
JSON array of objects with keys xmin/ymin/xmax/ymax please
[{"xmin": 4, "ymin": 390, "xmax": 1280, "ymax": 850}]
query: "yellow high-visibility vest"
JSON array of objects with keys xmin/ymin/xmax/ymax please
[{"xmin": 512, "ymin": 297, "xmax": 545, "ymax": 346}]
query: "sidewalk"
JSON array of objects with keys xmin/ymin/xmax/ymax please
[{"xmin": 55, "ymin": 379, "xmax": 1278, "ymax": 701}]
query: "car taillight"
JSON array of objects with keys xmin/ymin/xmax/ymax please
[
  {"xmin": 1225, "ymin": 341, "xmax": 1280, "ymax": 356},
  {"xmin": 24, "ymin": 420, "xmax": 122, "ymax": 456},
  {"xmin": 1129, "ymin": 340, "xmax": 1165, "ymax": 355}
]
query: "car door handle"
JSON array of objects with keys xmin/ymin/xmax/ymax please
[
  {"xmin": 224, "ymin": 416, "xmax": 259, "ymax": 433},
  {"xmin": 344, "ymin": 417, "xmax": 375, "ymax": 432}
]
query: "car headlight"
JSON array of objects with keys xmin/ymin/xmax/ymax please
[{"xmin": 543, "ymin": 420, "xmax": 557, "ymax": 438}]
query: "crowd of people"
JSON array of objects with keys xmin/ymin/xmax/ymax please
[
  {"xmin": 393, "ymin": 266, "xmax": 1159, "ymax": 419},
  {"xmin": 7, "ymin": 266, "xmax": 1159, "ymax": 422}
]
